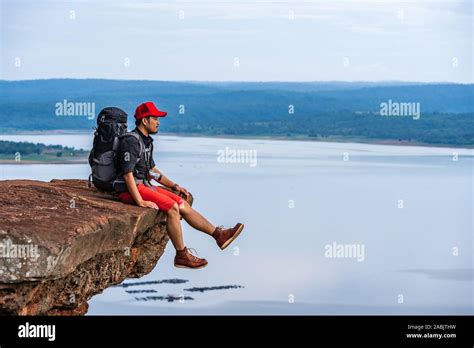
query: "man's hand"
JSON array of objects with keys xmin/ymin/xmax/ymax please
[
  {"xmin": 175, "ymin": 185, "xmax": 189, "ymax": 199},
  {"xmin": 122, "ymin": 172, "xmax": 158, "ymax": 210},
  {"xmin": 137, "ymin": 200, "xmax": 159, "ymax": 210}
]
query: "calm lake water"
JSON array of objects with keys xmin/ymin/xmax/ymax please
[{"xmin": 0, "ymin": 133, "xmax": 472, "ymax": 315}]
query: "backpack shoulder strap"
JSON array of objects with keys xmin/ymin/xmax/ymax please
[
  {"xmin": 112, "ymin": 135, "xmax": 120, "ymax": 152},
  {"xmin": 119, "ymin": 132, "xmax": 144, "ymax": 163}
]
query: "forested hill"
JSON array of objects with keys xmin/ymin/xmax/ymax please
[{"xmin": 0, "ymin": 79, "xmax": 472, "ymax": 146}]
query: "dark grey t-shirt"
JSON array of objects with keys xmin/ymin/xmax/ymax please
[{"xmin": 116, "ymin": 128, "xmax": 155, "ymax": 182}]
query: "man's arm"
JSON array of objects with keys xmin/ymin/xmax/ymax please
[
  {"xmin": 150, "ymin": 167, "xmax": 176, "ymax": 189},
  {"xmin": 150, "ymin": 167, "xmax": 189, "ymax": 198},
  {"xmin": 123, "ymin": 172, "xmax": 158, "ymax": 209}
]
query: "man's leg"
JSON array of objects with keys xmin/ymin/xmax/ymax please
[
  {"xmin": 134, "ymin": 185, "xmax": 186, "ymax": 251},
  {"xmin": 166, "ymin": 203, "xmax": 186, "ymax": 251},
  {"xmin": 180, "ymin": 200, "xmax": 244, "ymax": 250},
  {"xmin": 179, "ymin": 201, "xmax": 216, "ymax": 235},
  {"xmin": 152, "ymin": 186, "xmax": 216, "ymax": 235},
  {"xmin": 166, "ymin": 202, "xmax": 208, "ymax": 269},
  {"xmin": 148, "ymin": 186, "xmax": 243, "ymax": 251},
  {"xmin": 119, "ymin": 186, "xmax": 208, "ymax": 269}
]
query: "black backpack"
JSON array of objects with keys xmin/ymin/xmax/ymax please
[{"xmin": 88, "ymin": 107, "xmax": 144, "ymax": 192}]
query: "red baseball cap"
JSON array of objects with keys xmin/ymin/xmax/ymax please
[{"xmin": 134, "ymin": 101, "xmax": 167, "ymax": 119}]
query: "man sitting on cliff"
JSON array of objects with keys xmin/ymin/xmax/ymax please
[{"xmin": 114, "ymin": 101, "xmax": 244, "ymax": 269}]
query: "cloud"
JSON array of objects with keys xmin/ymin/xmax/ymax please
[{"xmin": 1, "ymin": 0, "xmax": 472, "ymax": 82}]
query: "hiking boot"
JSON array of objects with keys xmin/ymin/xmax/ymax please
[
  {"xmin": 212, "ymin": 223, "xmax": 244, "ymax": 250},
  {"xmin": 174, "ymin": 247, "xmax": 208, "ymax": 269}
]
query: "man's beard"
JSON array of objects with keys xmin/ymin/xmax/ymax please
[{"xmin": 148, "ymin": 127, "xmax": 159, "ymax": 135}]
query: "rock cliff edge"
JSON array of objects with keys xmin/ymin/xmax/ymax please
[{"xmin": 0, "ymin": 179, "xmax": 189, "ymax": 315}]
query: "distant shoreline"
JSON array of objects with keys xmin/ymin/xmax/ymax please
[
  {"xmin": 0, "ymin": 159, "xmax": 88, "ymax": 165},
  {"xmin": 0, "ymin": 129, "xmax": 92, "ymax": 135},
  {"xmin": 0, "ymin": 129, "xmax": 473, "ymax": 151},
  {"xmin": 159, "ymin": 132, "xmax": 474, "ymax": 150},
  {"xmin": 1, "ymin": 133, "xmax": 472, "ymax": 165}
]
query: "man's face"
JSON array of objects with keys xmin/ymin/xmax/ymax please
[{"xmin": 145, "ymin": 116, "xmax": 160, "ymax": 134}]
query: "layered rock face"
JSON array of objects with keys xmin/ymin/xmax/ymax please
[{"xmin": 0, "ymin": 179, "xmax": 188, "ymax": 315}]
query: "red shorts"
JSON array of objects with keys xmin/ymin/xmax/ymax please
[{"xmin": 117, "ymin": 184, "xmax": 184, "ymax": 212}]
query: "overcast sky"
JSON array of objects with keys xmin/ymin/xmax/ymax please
[{"xmin": 1, "ymin": 0, "xmax": 472, "ymax": 82}]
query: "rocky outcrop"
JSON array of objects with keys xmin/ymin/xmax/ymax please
[{"xmin": 0, "ymin": 179, "xmax": 190, "ymax": 315}]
